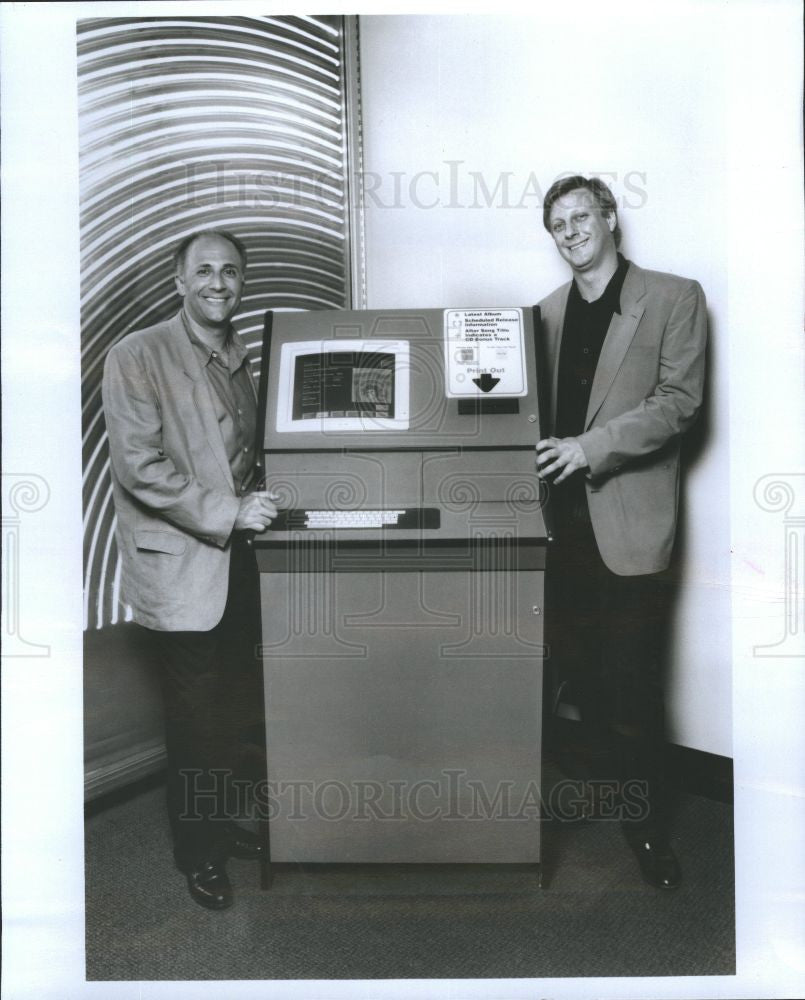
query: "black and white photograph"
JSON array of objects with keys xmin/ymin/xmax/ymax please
[{"xmin": 1, "ymin": 2, "xmax": 803, "ymax": 999}]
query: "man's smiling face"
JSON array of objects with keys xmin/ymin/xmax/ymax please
[
  {"xmin": 548, "ymin": 187, "xmax": 617, "ymax": 274},
  {"xmin": 175, "ymin": 234, "xmax": 245, "ymax": 333}
]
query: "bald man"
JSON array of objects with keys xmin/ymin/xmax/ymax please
[{"xmin": 103, "ymin": 230, "xmax": 277, "ymax": 909}]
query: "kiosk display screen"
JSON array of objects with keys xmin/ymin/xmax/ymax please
[
  {"xmin": 276, "ymin": 339, "xmax": 410, "ymax": 433},
  {"xmin": 292, "ymin": 351, "xmax": 395, "ymax": 420}
]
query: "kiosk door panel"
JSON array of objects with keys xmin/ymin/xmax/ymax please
[{"xmin": 260, "ymin": 568, "xmax": 543, "ymax": 864}]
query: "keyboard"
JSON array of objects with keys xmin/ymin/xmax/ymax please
[
  {"xmin": 304, "ymin": 509, "xmax": 406, "ymax": 528},
  {"xmin": 266, "ymin": 508, "xmax": 441, "ymax": 531}
]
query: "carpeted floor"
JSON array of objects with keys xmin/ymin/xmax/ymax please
[{"xmin": 84, "ymin": 767, "xmax": 735, "ymax": 981}]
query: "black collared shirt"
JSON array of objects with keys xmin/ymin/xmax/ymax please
[
  {"xmin": 555, "ymin": 254, "xmax": 631, "ymax": 440},
  {"xmin": 553, "ymin": 255, "xmax": 630, "ymax": 523},
  {"xmin": 182, "ymin": 313, "xmax": 258, "ymax": 496}
]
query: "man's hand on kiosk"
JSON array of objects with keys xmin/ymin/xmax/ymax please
[
  {"xmin": 235, "ymin": 491, "xmax": 279, "ymax": 532},
  {"xmin": 536, "ymin": 436, "xmax": 588, "ymax": 485}
]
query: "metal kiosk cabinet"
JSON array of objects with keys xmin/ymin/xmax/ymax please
[{"xmin": 253, "ymin": 307, "xmax": 548, "ymax": 879}]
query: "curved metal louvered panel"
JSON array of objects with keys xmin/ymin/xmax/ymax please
[{"xmin": 79, "ymin": 15, "xmax": 359, "ymax": 629}]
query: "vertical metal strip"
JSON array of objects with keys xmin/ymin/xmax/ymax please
[{"xmin": 343, "ymin": 15, "xmax": 367, "ymax": 309}]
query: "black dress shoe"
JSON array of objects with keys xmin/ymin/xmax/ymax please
[
  {"xmin": 226, "ymin": 822, "xmax": 267, "ymax": 861},
  {"xmin": 624, "ymin": 831, "xmax": 682, "ymax": 890},
  {"xmin": 185, "ymin": 859, "xmax": 234, "ymax": 910}
]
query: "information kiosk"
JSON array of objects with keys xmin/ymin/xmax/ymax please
[{"xmin": 253, "ymin": 307, "xmax": 549, "ymax": 872}]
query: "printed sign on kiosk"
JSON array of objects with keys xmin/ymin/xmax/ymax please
[{"xmin": 444, "ymin": 308, "xmax": 527, "ymax": 397}]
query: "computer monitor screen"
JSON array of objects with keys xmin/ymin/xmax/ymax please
[{"xmin": 276, "ymin": 339, "xmax": 410, "ymax": 433}]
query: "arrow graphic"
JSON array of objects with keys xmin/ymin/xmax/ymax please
[{"xmin": 472, "ymin": 373, "xmax": 500, "ymax": 393}]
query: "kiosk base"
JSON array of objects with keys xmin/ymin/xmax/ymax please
[{"xmin": 258, "ymin": 567, "xmax": 543, "ymax": 866}]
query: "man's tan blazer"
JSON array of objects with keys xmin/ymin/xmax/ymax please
[
  {"xmin": 539, "ymin": 262, "xmax": 708, "ymax": 576},
  {"xmin": 102, "ymin": 311, "xmax": 256, "ymax": 630}
]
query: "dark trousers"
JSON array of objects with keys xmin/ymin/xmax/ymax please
[
  {"xmin": 147, "ymin": 537, "xmax": 266, "ymax": 869},
  {"xmin": 546, "ymin": 500, "xmax": 675, "ymax": 833}
]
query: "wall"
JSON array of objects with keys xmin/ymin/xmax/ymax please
[{"xmin": 358, "ymin": 11, "xmax": 738, "ymax": 755}]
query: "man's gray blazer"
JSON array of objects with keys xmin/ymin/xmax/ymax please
[
  {"xmin": 102, "ymin": 311, "xmax": 256, "ymax": 630},
  {"xmin": 539, "ymin": 262, "xmax": 708, "ymax": 576}
]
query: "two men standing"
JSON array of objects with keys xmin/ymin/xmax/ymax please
[
  {"xmin": 536, "ymin": 176, "xmax": 707, "ymax": 888},
  {"xmin": 102, "ymin": 176, "xmax": 706, "ymax": 905},
  {"xmin": 102, "ymin": 230, "xmax": 278, "ymax": 909}
]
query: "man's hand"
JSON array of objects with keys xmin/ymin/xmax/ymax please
[
  {"xmin": 234, "ymin": 491, "xmax": 279, "ymax": 532},
  {"xmin": 536, "ymin": 436, "xmax": 589, "ymax": 485}
]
